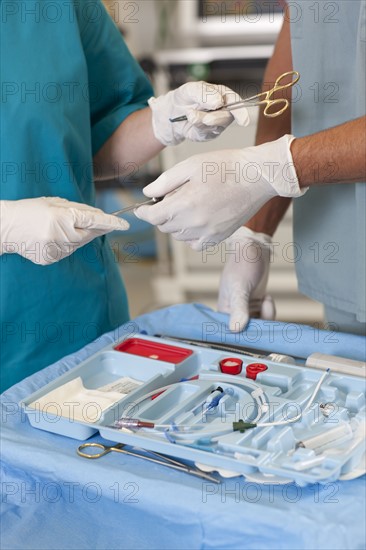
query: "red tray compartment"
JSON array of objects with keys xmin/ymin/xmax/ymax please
[{"xmin": 114, "ymin": 338, "xmax": 193, "ymax": 364}]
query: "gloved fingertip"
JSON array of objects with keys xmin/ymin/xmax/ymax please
[
  {"xmin": 201, "ymin": 89, "xmax": 225, "ymax": 110},
  {"xmin": 261, "ymin": 295, "xmax": 276, "ymax": 320},
  {"xmin": 231, "ymin": 108, "xmax": 250, "ymax": 127},
  {"xmin": 147, "ymin": 96, "xmax": 156, "ymax": 107},
  {"xmin": 229, "ymin": 313, "xmax": 249, "ymax": 333},
  {"xmin": 201, "ymin": 111, "xmax": 233, "ymax": 127},
  {"xmin": 91, "ymin": 219, "xmax": 130, "ymax": 233},
  {"xmin": 143, "ymin": 171, "xmax": 171, "ymax": 198},
  {"xmin": 144, "ymin": 162, "xmax": 189, "ymax": 196},
  {"xmin": 133, "ymin": 205, "xmax": 148, "ymax": 221},
  {"xmin": 188, "ymin": 240, "xmax": 202, "ymax": 252},
  {"xmin": 142, "ymin": 182, "xmax": 159, "ymax": 198},
  {"xmin": 113, "ymin": 219, "xmax": 130, "ymax": 231}
]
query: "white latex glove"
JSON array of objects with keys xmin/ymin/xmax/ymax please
[
  {"xmin": 135, "ymin": 135, "xmax": 307, "ymax": 250},
  {"xmin": 0, "ymin": 197, "xmax": 129, "ymax": 265},
  {"xmin": 218, "ymin": 226, "xmax": 276, "ymax": 332},
  {"xmin": 149, "ymin": 81, "xmax": 250, "ymax": 146}
]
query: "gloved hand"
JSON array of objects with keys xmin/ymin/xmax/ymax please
[
  {"xmin": 218, "ymin": 226, "xmax": 276, "ymax": 332},
  {"xmin": 135, "ymin": 135, "xmax": 307, "ymax": 250},
  {"xmin": 0, "ymin": 197, "xmax": 129, "ymax": 265},
  {"xmin": 149, "ymin": 81, "xmax": 250, "ymax": 146}
]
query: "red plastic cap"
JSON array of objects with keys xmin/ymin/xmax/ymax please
[
  {"xmin": 246, "ymin": 363, "xmax": 268, "ymax": 380},
  {"xmin": 219, "ymin": 357, "xmax": 243, "ymax": 375}
]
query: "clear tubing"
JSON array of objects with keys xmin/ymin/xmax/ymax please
[
  {"xmin": 112, "ymin": 370, "xmax": 330, "ymax": 443},
  {"xmin": 257, "ymin": 369, "xmax": 330, "ymax": 427}
]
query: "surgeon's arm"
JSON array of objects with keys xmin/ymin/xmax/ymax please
[
  {"xmin": 93, "ymin": 107, "xmax": 164, "ymax": 181},
  {"xmin": 93, "ymin": 80, "xmax": 251, "ymax": 181},
  {"xmin": 246, "ymin": 6, "xmax": 293, "ymax": 236},
  {"xmin": 216, "ymin": 7, "xmax": 293, "ymax": 331},
  {"xmin": 292, "ymin": 116, "xmax": 366, "ymax": 188}
]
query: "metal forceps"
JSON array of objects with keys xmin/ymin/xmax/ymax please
[
  {"xmin": 112, "ymin": 197, "xmax": 163, "ymax": 217},
  {"xmin": 170, "ymin": 71, "xmax": 300, "ymax": 122},
  {"xmin": 77, "ymin": 442, "xmax": 220, "ymax": 483}
]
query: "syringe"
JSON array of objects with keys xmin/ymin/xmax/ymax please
[{"xmin": 295, "ymin": 423, "xmax": 353, "ymax": 454}]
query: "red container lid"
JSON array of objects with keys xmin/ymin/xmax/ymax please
[
  {"xmin": 246, "ymin": 363, "xmax": 268, "ymax": 380},
  {"xmin": 114, "ymin": 338, "xmax": 193, "ymax": 364},
  {"xmin": 219, "ymin": 357, "xmax": 243, "ymax": 375}
]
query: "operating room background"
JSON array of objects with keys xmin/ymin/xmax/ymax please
[{"xmin": 97, "ymin": 0, "xmax": 324, "ymax": 324}]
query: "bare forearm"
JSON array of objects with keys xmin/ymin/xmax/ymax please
[
  {"xmin": 248, "ymin": 9, "xmax": 293, "ymax": 236},
  {"xmin": 256, "ymin": 9, "xmax": 292, "ymax": 146},
  {"xmin": 93, "ymin": 107, "xmax": 164, "ymax": 181},
  {"xmin": 246, "ymin": 197, "xmax": 292, "ymax": 237},
  {"xmin": 292, "ymin": 117, "xmax": 366, "ymax": 187}
]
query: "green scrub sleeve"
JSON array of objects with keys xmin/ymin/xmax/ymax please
[{"xmin": 75, "ymin": 0, "xmax": 154, "ymax": 155}]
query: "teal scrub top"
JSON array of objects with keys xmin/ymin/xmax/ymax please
[
  {"xmin": 290, "ymin": 0, "xmax": 366, "ymax": 322},
  {"xmin": 0, "ymin": 0, "xmax": 153, "ymax": 391}
]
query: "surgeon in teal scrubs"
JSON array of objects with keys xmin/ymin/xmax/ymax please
[
  {"xmin": 136, "ymin": 0, "xmax": 366, "ymax": 336},
  {"xmin": 0, "ymin": 0, "xmax": 249, "ymax": 391}
]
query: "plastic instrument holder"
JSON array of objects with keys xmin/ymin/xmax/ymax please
[{"xmin": 21, "ymin": 335, "xmax": 366, "ymax": 485}]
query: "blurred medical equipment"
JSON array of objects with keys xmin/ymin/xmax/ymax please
[{"xmin": 170, "ymin": 71, "xmax": 300, "ymax": 121}]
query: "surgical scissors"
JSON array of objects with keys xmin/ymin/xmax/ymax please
[
  {"xmin": 77, "ymin": 441, "xmax": 220, "ymax": 483},
  {"xmin": 170, "ymin": 70, "xmax": 300, "ymax": 122},
  {"xmin": 112, "ymin": 197, "xmax": 163, "ymax": 217}
]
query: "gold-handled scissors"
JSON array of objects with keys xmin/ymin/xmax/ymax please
[
  {"xmin": 77, "ymin": 442, "xmax": 220, "ymax": 483},
  {"xmin": 170, "ymin": 70, "xmax": 300, "ymax": 122}
]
